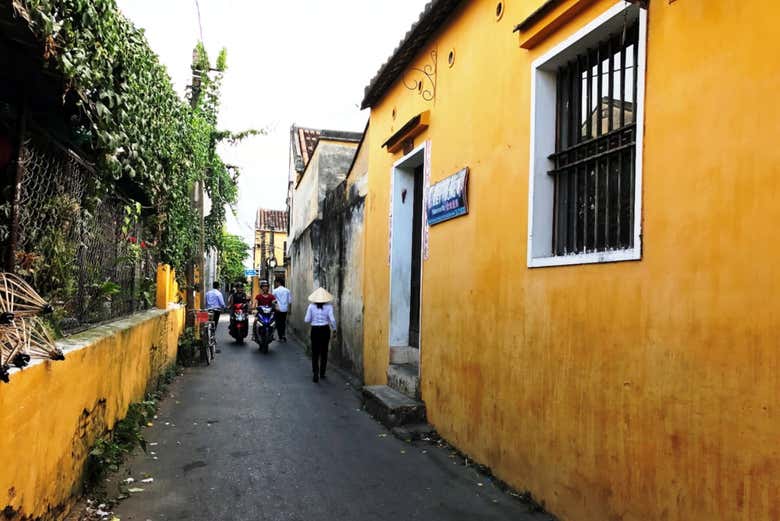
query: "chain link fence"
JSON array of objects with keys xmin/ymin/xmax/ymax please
[{"xmin": 10, "ymin": 132, "xmax": 157, "ymax": 333}]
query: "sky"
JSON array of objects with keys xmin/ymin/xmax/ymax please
[{"xmin": 116, "ymin": 0, "xmax": 428, "ymax": 252}]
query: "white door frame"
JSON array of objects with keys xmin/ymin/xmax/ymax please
[{"xmin": 388, "ymin": 142, "xmax": 427, "ymax": 364}]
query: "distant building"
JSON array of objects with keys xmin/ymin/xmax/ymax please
[
  {"xmin": 286, "ymin": 126, "xmax": 321, "ymax": 237},
  {"xmin": 286, "ymin": 124, "xmax": 364, "ymax": 372},
  {"xmin": 253, "ymin": 208, "xmax": 287, "ymax": 285},
  {"xmin": 287, "ymin": 126, "xmax": 363, "ymax": 241}
]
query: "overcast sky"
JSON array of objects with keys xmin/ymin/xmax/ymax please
[{"xmin": 116, "ymin": 0, "xmax": 427, "ymax": 253}]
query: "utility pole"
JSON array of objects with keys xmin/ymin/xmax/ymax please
[
  {"xmin": 269, "ymin": 225, "xmax": 275, "ymax": 282},
  {"xmin": 186, "ymin": 48, "xmax": 206, "ymax": 326},
  {"xmin": 260, "ymin": 227, "xmax": 267, "ymax": 281}
]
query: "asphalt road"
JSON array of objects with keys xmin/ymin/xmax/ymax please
[{"xmin": 112, "ymin": 321, "xmax": 551, "ymax": 521}]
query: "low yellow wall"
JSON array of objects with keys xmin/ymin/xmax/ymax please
[{"xmin": 0, "ymin": 268, "xmax": 184, "ymax": 520}]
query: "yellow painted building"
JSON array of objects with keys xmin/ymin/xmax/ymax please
[
  {"xmin": 358, "ymin": 1, "xmax": 780, "ymax": 520},
  {"xmin": 253, "ymin": 208, "xmax": 288, "ymax": 281}
]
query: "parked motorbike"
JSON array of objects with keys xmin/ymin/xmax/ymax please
[
  {"xmin": 253, "ymin": 306, "xmax": 275, "ymax": 354},
  {"xmin": 229, "ymin": 303, "xmax": 249, "ymax": 344}
]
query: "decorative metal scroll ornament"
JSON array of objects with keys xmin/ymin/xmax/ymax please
[{"xmin": 403, "ymin": 50, "xmax": 437, "ymax": 102}]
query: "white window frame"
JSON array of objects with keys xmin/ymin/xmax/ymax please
[{"xmin": 527, "ymin": 1, "xmax": 647, "ymax": 268}]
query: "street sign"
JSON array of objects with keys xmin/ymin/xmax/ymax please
[
  {"xmin": 244, "ymin": 269, "xmax": 257, "ymax": 277},
  {"xmin": 426, "ymin": 167, "xmax": 469, "ymax": 226}
]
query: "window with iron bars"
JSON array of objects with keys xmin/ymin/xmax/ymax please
[{"xmin": 549, "ymin": 19, "xmax": 639, "ymax": 256}]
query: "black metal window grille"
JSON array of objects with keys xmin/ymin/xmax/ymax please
[{"xmin": 549, "ymin": 20, "xmax": 639, "ymax": 256}]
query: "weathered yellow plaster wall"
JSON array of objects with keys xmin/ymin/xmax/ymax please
[
  {"xmin": 251, "ymin": 230, "xmax": 288, "ymax": 302},
  {"xmin": 155, "ymin": 264, "xmax": 179, "ymax": 309},
  {"xmin": 362, "ymin": 1, "xmax": 780, "ymax": 520},
  {"xmin": 0, "ymin": 268, "xmax": 184, "ymax": 520},
  {"xmin": 253, "ymin": 230, "xmax": 288, "ymax": 270}
]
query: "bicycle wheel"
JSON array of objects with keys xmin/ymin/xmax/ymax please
[
  {"xmin": 200, "ymin": 324, "xmax": 210, "ymax": 365},
  {"xmin": 208, "ymin": 324, "xmax": 216, "ymax": 360}
]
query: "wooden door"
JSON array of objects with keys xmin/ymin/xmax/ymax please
[{"xmin": 409, "ymin": 165, "xmax": 424, "ymax": 348}]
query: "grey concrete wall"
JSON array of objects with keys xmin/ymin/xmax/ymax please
[
  {"xmin": 287, "ymin": 223, "xmax": 317, "ymax": 346},
  {"xmin": 290, "ymin": 141, "xmax": 357, "ymax": 242},
  {"xmin": 290, "ymin": 153, "xmax": 319, "ymax": 242},
  {"xmin": 338, "ymin": 196, "xmax": 365, "ymax": 375},
  {"xmin": 287, "ymin": 181, "xmax": 365, "ymax": 379},
  {"xmin": 317, "ymin": 141, "xmax": 357, "ymax": 203}
]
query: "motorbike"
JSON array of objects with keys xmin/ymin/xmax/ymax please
[
  {"xmin": 229, "ymin": 303, "xmax": 249, "ymax": 344},
  {"xmin": 253, "ymin": 306, "xmax": 276, "ymax": 354}
]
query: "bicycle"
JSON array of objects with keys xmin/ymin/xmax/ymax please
[{"xmin": 194, "ymin": 310, "xmax": 217, "ymax": 365}]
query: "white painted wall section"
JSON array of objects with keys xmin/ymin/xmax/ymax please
[{"xmin": 389, "ymin": 165, "xmax": 414, "ymax": 346}]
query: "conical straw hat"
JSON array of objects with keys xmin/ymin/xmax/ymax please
[{"xmin": 308, "ymin": 287, "xmax": 334, "ymax": 304}]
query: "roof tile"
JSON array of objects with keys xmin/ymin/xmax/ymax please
[
  {"xmin": 290, "ymin": 125, "xmax": 363, "ymax": 174},
  {"xmin": 256, "ymin": 209, "xmax": 288, "ymax": 231}
]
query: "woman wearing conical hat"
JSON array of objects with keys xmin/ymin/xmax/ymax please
[{"xmin": 304, "ymin": 287, "xmax": 336, "ymax": 383}]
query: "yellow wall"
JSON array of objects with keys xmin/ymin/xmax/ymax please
[
  {"xmin": 253, "ymin": 230, "xmax": 287, "ymax": 270},
  {"xmin": 361, "ymin": 1, "xmax": 780, "ymax": 520},
  {"xmin": 251, "ymin": 275, "xmax": 260, "ymax": 303},
  {"xmin": 251, "ymin": 230, "xmax": 287, "ymax": 302},
  {"xmin": 155, "ymin": 264, "xmax": 179, "ymax": 309},
  {"xmin": 0, "ymin": 267, "xmax": 184, "ymax": 519}
]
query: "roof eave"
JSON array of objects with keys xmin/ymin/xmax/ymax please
[{"xmin": 360, "ymin": 0, "xmax": 464, "ymax": 110}]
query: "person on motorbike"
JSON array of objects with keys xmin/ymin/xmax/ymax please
[
  {"xmin": 227, "ymin": 281, "xmax": 249, "ymax": 308},
  {"xmin": 253, "ymin": 280, "xmax": 278, "ymax": 341},
  {"xmin": 227, "ymin": 281, "xmax": 251, "ymax": 342}
]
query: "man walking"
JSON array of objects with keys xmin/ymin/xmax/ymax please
[
  {"xmin": 205, "ymin": 281, "xmax": 226, "ymax": 333},
  {"xmin": 273, "ymin": 278, "xmax": 291, "ymax": 342}
]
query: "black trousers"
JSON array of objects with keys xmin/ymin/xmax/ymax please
[
  {"xmin": 311, "ymin": 326, "xmax": 330, "ymax": 376},
  {"xmin": 210, "ymin": 310, "xmax": 221, "ymax": 333},
  {"xmin": 275, "ymin": 311, "xmax": 288, "ymax": 339}
]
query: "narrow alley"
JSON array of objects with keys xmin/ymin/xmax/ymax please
[
  {"xmin": 111, "ymin": 326, "xmax": 549, "ymax": 521},
  {"xmin": 4, "ymin": 2, "xmax": 776, "ymax": 520}
]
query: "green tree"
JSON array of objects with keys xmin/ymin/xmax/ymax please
[
  {"xmin": 218, "ymin": 232, "xmax": 250, "ymax": 284},
  {"xmin": 14, "ymin": 1, "xmax": 259, "ymax": 273}
]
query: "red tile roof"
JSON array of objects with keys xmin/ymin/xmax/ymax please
[
  {"xmin": 298, "ymin": 127, "xmax": 320, "ymax": 166},
  {"xmin": 255, "ymin": 209, "xmax": 288, "ymax": 231},
  {"xmin": 290, "ymin": 125, "xmax": 363, "ymax": 174},
  {"xmin": 290, "ymin": 126, "xmax": 320, "ymax": 174}
]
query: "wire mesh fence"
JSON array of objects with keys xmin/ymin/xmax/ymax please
[{"xmin": 10, "ymin": 132, "xmax": 157, "ymax": 333}]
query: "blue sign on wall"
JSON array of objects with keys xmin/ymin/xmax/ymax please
[
  {"xmin": 244, "ymin": 269, "xmax": 257, "ymax": 277},
  {"xmin": 426, "ymin": 167, "xmax": 469, "ymax": 226}
]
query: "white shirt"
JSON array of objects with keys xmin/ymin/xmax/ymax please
[
  {"xmin": 304, "ymin": 303, "xmax": 336, "ymax": 330},
  {"xmin": 273, "ymin": 286, "xmax": 292, "ymax": 312}
]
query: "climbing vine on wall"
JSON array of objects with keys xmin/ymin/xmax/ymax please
[{"xmin": 13, "ymin": 0, "xmax": 254, "ymax": 272}]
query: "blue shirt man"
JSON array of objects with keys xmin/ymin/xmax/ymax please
[{"xmin": 205, "ymin": 282, "xmax": 226, "ymax": 332}]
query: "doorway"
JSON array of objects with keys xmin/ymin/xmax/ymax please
[
  {"xmin": 389, "ymin": 145, "xmax": 425, "ymax": 353},
  {"xmin": 409, "ymin": 164, "xmax": 423, "ymax": 347}
]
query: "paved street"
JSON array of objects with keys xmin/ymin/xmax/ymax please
[{"xmin": 113, "ymin": 323, "xmax": 550, "ymax": 521}]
